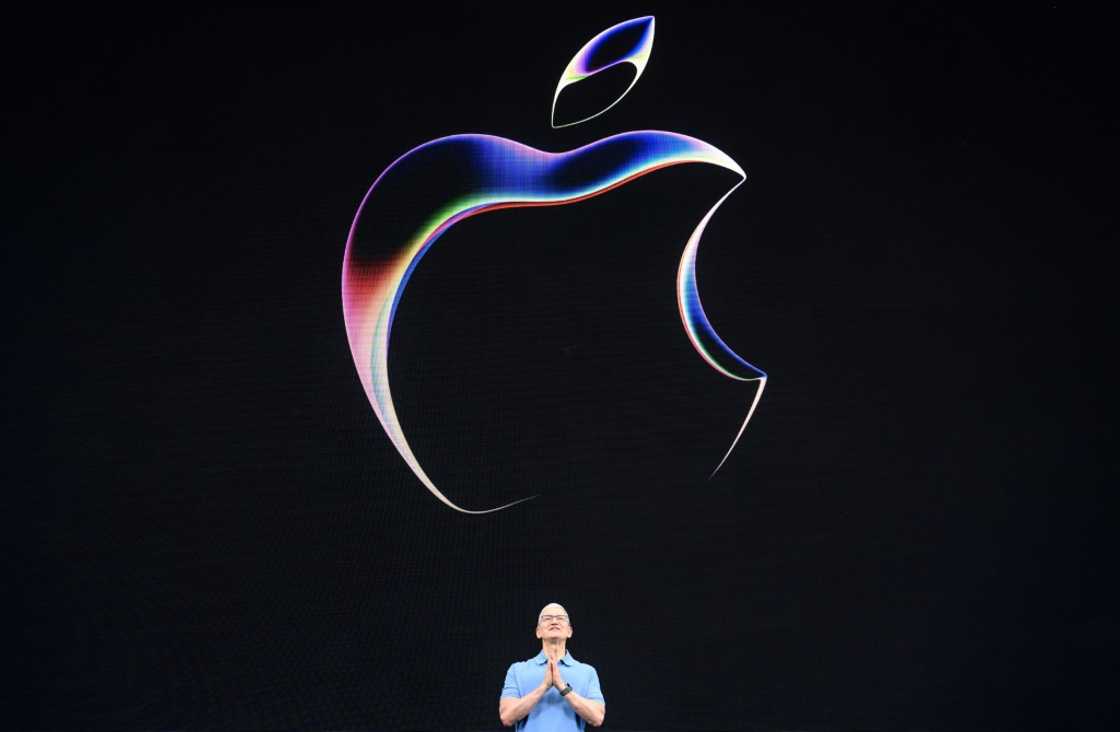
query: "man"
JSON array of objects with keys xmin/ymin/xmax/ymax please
[{"xmin": 499, "ymin": 603, "xmax": 606, "ymax": 729}]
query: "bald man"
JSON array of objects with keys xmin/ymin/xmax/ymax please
[{"xmin": 499, "ymin": 603, "xmax": 606, "ymax": 729}]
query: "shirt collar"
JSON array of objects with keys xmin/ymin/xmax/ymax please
[{"xmin": 532, "ymin": 650, "xmax": 576, "ymax": 666}]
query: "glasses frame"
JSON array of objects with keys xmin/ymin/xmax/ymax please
[{"xmin": 538, "ymin": 614, "xmax": 570, "ymax": 625}]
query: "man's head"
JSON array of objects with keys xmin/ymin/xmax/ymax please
[{"xmin": 535, "ymin": 602, "xmax": 573, "ymax": 643}]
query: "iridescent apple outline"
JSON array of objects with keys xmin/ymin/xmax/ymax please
[{"xmin": 342, "ymin": 16, "xmax": 766, "ymax": 513}]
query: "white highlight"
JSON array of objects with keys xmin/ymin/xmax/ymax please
[{"xmin": 710, "ymin": 376, "xmax": 766, "ymax": 478}]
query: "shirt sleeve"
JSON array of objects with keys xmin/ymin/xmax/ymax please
[
  {"xmin": 500, "ymin": 663, "xmax": 521, "ymax": 699},
  {"xmin": 584, "ymin": 665, "xmax": 604, "ymax": 703}
]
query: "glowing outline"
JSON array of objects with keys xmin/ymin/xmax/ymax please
[
  {"xmin": 551, "ymin": 16, "xmax": 655, "ymax": 129},
  {"xmin": 343, "ymin": 16, "xmax": 766, "ymax": 513},
  {"xmin": 342, "ymin": 132, "xmax": 766, "ymax": 513}
]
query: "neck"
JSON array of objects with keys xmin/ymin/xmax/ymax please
[{"xmin": 541, "ymin": 639, "xmax": 567, "ymax": 660}]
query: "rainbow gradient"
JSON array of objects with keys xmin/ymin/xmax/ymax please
[{"xmin": 342, "ymin": 131, "xmax": 766, "ymax": 512}]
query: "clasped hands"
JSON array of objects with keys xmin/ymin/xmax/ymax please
[{"xmin": 538, "ymin": 659, "xmax": 568, "ymax": 694}]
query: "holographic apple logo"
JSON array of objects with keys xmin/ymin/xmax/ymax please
[{"xmin": 342, "ymin": 17, "xmax": 766, "ymax": 513}]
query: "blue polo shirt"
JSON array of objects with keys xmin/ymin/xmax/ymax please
[{"xmin": 500, "ymin": 651, "xmax": 604, "ymax": 731}]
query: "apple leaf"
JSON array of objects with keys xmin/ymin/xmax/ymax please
[{"xmin": 551, "ymin": 16, "xmax": 655, "ymax": 128}]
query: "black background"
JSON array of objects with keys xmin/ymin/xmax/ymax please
[{"xmin": 6, "ymin": 5, "xmax": 1116, "ymax": 730}]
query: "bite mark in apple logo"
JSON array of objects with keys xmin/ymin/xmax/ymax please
[{"xmin": 342, "ymin": 16, "xmax": 766, "ymax": 513}]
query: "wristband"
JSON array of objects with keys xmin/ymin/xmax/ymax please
[{"xmin": 559, "ymin": 683, "xmax": 573, "ymax": 697}]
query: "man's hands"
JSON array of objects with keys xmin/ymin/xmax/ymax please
[
  {"xmin": 537, "ymin": 659, "xmax": 568, "ymax": 693},
  {"xmin": 550, "ymin": 660, "xmax": 568, "ymax": 692}
]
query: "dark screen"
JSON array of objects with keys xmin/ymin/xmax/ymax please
[{"xmin": 6, "ymin": 6, "xmax": 1115, "ymax": 730}]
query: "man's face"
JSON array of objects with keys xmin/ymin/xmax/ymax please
[{"xmin": 535, "ymin": 604, "xmax": 573, "ymax": 642}]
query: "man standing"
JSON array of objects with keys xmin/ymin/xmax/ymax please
[{"xmin": 499, "ymin": 603, "xmax": 606, "ymax": 729}]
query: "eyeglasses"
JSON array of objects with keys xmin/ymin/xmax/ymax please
[{"xmin": 539, "ymin": 614, "xmax": 569, "ymax": 624}]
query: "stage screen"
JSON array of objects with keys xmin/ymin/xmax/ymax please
[{"xmin": 7, "ymin": 6, "xmax": 1113, "ymax": 730}]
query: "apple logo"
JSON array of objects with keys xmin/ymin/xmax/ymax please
[{"xmin": 342, "ymin": 16, "xmax": 766, "ymax": 513}]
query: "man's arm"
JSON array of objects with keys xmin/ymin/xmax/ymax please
[
  {"xmin": 561, "ymin": 690, "xmax": 605, "ymax": 727},
  {"xmin": 552, "ymin": 660, "xmax": 606, "ymax": 727},
  {"xmin": 499, "ymin": 668, "xmax": 550, "ymax": 728}
]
